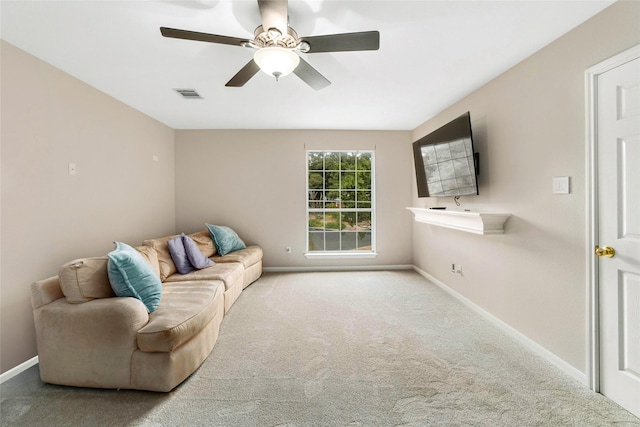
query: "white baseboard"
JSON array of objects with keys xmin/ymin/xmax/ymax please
[
  {"xmin": 413, "ymin": 266, "xmax": 587, "ymax": 386},
  {"xmin": 0, "ymin": 356, "xmax": 38, "ymax": 384},
  {"xmin": 263, "ymin": 264, "xmax": 413, "ymax": 273}
]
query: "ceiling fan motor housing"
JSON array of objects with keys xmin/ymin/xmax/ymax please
[{"xmin": 253, "ymin": 26, "xmax": 303, "ymax": 50}]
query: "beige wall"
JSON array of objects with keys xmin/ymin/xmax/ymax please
[
  {"xmin": 175, "ymin": 130, "xmax": 413, "ymax": 268},
  {"xmin": 0, "ymin": 41, "xmax": 176, "ymax": 373},
  {"xmin": 410, "ymin": 1, "xmax": 640, "ymax": 374}
]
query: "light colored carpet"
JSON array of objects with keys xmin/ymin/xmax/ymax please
[{"xmin": 2, "ymin": 270, "xmax": 639, "ymax": 426}]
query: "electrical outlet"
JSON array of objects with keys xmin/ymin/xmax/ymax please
[{"xmin": 285, "ymin": 246, "xmax": 291, "ymax": 254}]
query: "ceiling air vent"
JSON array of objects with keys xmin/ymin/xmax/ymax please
[{"xmin": 173, "ymin": 88, "xmax": 203, "ymax": 99}]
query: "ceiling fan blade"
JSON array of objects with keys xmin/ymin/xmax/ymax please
[
  {"xmin": 301, "ymin": 31, "xmax": 380, "ymax": 53},
  {"xmin": 160, "ymin": 27, "xmax": 248, "ymax": 47},
  {"xmin": 258, "ymin": 0, "xmax": 289, "ymax": 35},
  {"xmin": 293, "ymin": 57, "xmax": 330, "ymax": 91},
  {"xmin": 225, "ymin": 59, "xmax": 261, "ymax": 87}
]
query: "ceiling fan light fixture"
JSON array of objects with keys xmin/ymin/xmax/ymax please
[{"xmin": 253, "ymin": 47, "xmax": 300, "ymax": 80}]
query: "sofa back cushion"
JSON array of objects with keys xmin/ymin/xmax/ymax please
[
  {"xmin": 135, "ymin": 245, "xmax": 161, "ymax": 278},
  {"xmin": 59, "ymin": 257, "xmax": 115, "ymax": 303},
  {"xmin": 142, "ymin": 235, "xmax": 179, "ymax": 281},
  {"xmin": 187, "ymin": 230, "xmax": 216, "ymax": 258}
]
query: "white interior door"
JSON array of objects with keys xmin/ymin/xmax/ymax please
[{"xmin": 596, "ymin": 54, "xmax": 640, "ymax": 418}]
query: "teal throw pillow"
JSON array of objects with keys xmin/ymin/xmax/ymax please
[
  {"xmin": 107, "ymin": 242, "xmax": 162, "ymax": 313},
  {"xmin": 206, "ymin": 223, "xmax": 246, "ymax": 256}
]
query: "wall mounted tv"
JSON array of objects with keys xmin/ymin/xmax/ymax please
[{"xmin": 412, "ymin": 112, "xmax": 479, "ymax": 198}]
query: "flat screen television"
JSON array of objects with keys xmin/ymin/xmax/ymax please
[{"xmin": 412, "ymin": 112, "xmax": 479, "ymax": 198}]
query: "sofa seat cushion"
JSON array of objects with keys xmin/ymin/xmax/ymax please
[
  {"xmin": 210, "ymin": 245, "xmax": 263, "ymax": 269},
  {"xmin": 163, "ymin": 263, "xmax": 243, "ymax": 291},
  {"xmin": 137, "ymin": 280, "xmax": 224, "ymax": 353}
]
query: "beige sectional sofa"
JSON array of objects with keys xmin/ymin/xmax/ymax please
[{"xmin": 30, "ymin": 229, "xmax": 262, "ymax": 392}]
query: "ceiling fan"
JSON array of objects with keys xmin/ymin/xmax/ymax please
[{"xmin": 160, "ymin": 0, "xmax": 379, "ymax": 90}]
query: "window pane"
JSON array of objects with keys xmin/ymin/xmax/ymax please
[
  {"xmin": 341, "ymin": 232, "xmax": 357, "ymax": 250},
  {"xmin": 326, "ymin": 172, "xmax": 340, "ymax": 189},
  {"xmin": 341, "ymin": 191, "xmax": 355, "ymax": 208},
  {"xmin": 340, "ymin": 152, "xmax": 357, "ymax": 170},
  {"xmin": 357, "ymin": 212, "xmax": 371, "ymax": 230},
  {"xmin": 357, "ymin": 152, "xmax": 372, "ymax": 171},
  {"xmin": 341, "ymin": 211, "xmax": 357, "ymax": 230},
  {"xmin": 308, "ymin": 152, "xmax": 324, "ymax": 170},
  {"xmin": 309, "ymin": 232, "xmax": 324, "ymax": 251},
  {"xmin": 308, "ymin": 191, "xmax": 324, "ymax": 208},
  {"xmin": 357, "ymin": 172, "xmax": 371, "ymax": 190},
  {"xmin": 357, "ymin": 190, "xmax": 371, "ymax": 201},
  {"xmin": 309, "ymin": 212, "xmax": 324, "ymax": 229},
  {"xmin": 357, "ymin": 232, "xmax": 372, "ymax": 250},
  {"xmin": 325, "ymin": 192, "xmax": 339, "ymax": 208},
  {"xmin": 325, "ymin": 212, "xmax": 341, "ymax": 230},
  {"xmin": 357, "ymin": 191, "xmax": 371, "ymax": 209},
  {"xmin": 326, "ymin": 232, "xmax": 340, "ymax": 250},
  {"xmin": 308, "ymin": 172, "xmax": 324, "ymax": 190},
  {"xmin": 341, "ymin": 171, "xmax": 356, "ymax": 189},
  {"xmin": 325, "ymin": 153, "xmax": 339, "ymax": 170}
]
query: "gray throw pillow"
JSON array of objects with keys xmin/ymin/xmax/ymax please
[
  {"xmin": 182, "ymin": 234, "xmax": 215, "ymax": 269},
  {"xmin": 167, "ymin": 234, "xmax": 195, "ymax": 275}
]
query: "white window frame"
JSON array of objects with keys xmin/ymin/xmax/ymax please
[{"xmin": 305, "ymin": 150, "xmax": 377, "ymax": 259}]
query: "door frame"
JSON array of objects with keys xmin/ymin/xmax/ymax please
[{"xmin": 584, "ymin": 44, "xmax": 640, "ymax": 392}]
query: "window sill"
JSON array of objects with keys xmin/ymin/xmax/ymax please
[{"xmin": 304, "ymin": 252, "xmax": 378, "ymax": 260}]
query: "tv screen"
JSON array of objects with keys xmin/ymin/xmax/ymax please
[{"xmin": 412, "ymin": 112, "xmax": 479, "ymax": 198}]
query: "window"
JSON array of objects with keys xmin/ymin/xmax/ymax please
[{"xmin": 307, "ymin": 151, "xmax": 375, "ymax": 255}]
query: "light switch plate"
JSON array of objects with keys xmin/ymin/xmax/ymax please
[{"xmin": 553, "ymin": 176, "xmax": 570, "ymax": 194}]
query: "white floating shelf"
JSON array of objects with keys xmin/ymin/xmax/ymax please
[{"xmin": 407, "ymin": 207, "xmax": 511, "ymax": 235}]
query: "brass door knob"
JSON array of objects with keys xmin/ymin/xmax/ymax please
[{"xmin": 595, "ymin": 245, "xmax": 615, "ymax": 258}]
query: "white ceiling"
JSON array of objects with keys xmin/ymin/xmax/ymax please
[{"xmin": 1, "ymin": 0, "xmax": 614, "ymax": 130}]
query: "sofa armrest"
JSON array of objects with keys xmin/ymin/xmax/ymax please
[
  {"xmin": 34, "ymin": 296, "xmax": 149, "ymax": 389},
  {"xmin": 31, "ymin": 276, "xmax": 64, "ymax": 309}
]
